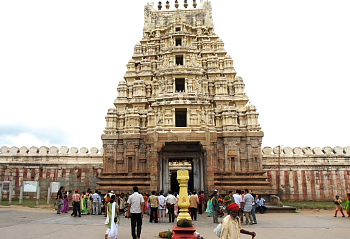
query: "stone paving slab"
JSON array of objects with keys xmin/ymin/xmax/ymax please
[{"xmin": 0, "ymin": 206, "xmax": 349, "ymax": 239}]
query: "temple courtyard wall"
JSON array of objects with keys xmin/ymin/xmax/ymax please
[{"xmin": 0, "ymin": 145, "xmax": 349, "ymax": 201}]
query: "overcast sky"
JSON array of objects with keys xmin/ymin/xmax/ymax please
[{"xmin": 0, "ymin": 0, "xmax": 349, "ymax": 150}]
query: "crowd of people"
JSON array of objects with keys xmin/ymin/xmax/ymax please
[
  {"xmin": 206, "ymin": 189, "xmax": 266, "ymax": 225},
  {"xmin": 56, "ymin": 187, "xmax": 104, "ymax": 216},
  {"xmin": 55, "ymin": 186, "xmax": 259, "ymax": 238},
  {"xmin": 55, "ymin": 186, "xmax": 350, "ymax": 239}
]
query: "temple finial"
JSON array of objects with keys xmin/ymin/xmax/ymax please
[
  {"xmin": 175, "ymin": 0, "xmax": 179, "ymax": 8},
  {"xmin": 158, "ymin": 1, "xmax": 162, "ymax": 10},
  {"xmin": 166, "ymin": 1, "xmax": 170, "ymax": 9},
  {"xmin": 184, "ymin": 0, "xmax": 188, "ymax": 8},
  {"xmin": 193, "ymin": 0, "xmax": 197, "ymax": 8}
]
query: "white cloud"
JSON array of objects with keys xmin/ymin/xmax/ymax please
[{"xmin": 0, "ymin": 133, "xmax": 51, "ymax": 148}]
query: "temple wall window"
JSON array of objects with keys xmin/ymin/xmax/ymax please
[
  {"xmin": 175, "ymin": 108, "xmax": 187, "ymax": 127},
  {"xmin": 175, "ymin": 55, "xmax": 184, "ymax": 65},
  {"xmin": 174, "ymin": 78, "xmax": 186, "ymax": 92}
]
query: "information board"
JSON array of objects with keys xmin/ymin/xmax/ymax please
[
  {"xmin": 50, "ymin": 182, "xmax": 60, "ymax": 193},
  {"xmin": 1, "ymin": 181, "xmax": 11, "ymax": 192},
  {"xmin": 23, "ymin": 181, "xmax": 39, "ymax": 192}
]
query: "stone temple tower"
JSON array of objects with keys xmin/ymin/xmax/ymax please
[{"xmin": 99, "ymin": 1, "xmax": 275, "ymax": 195}]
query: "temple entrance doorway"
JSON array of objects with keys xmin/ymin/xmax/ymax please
[
  {"xmin": 169, "ymin": 158, "xmax": 193, "ymax": 193},
  {"xmin": 159, "ymin": 142, "xmax": 205, "ymax": 194}
]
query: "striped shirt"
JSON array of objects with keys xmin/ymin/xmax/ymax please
[{"xmin": 72, "ymin": 193, "xmax": 80, "ymax": 202}]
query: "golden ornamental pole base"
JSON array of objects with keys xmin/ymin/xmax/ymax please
[{"xmin": 176, "ymin": 170, "xmax": 192, "ymax": 223}]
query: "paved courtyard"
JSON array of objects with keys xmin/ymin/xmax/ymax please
[{"xmin": 0, "ymin": 206, "xmax": 349, "ymax": 239}]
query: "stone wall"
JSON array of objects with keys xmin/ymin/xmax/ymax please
[
  {"xmin": 0, "ymin": 146, "xmax": 103, "ymax": 199},
  {"xmin": 1, "ymin": 145, "xmax": 350, "ymax": 200},
  {"xmin": 262, "ymin": 146, "xmax": 350, "ymax": 201}
]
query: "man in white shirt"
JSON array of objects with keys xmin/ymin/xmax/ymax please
[
  {"xmin": 91, "ymin": 190, "xmax": 100, "ymax": 215},
  {"xmin": 166, "ymin": 191, "xmax": 177, "ymax": 223},
  {"xmin": 220, "ymin": 203, "xmax": 256, "ymax": 239},
  {"xmin": 233, "ymin": 190, "xmax": 244, "ymax": 222},
  {"xmin": 158, "ymin": 191, "xmax": 167, "ymax": 223},
  {"xmin": 127, "ymin": 186, "xmax": 144, "ymax": 239}
]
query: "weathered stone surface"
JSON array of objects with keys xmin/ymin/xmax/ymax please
[
  {"xmin": 283, "ymin": 147, "xmax": 292, "ymax": 155},
  {"xmin": 333, "ymin": 146, "xmax": 343, "ymax": 155},
  {"xmin": 39, "ymin": 146, "xmax": 49, "ymax": 155},
  {"xmin": 49, "ymin": 146, "xmax": 59, "ymax": 154},
  {"xmin": 263, "ymin": 147, "xmax": 350, "ymax": 200},
  {"xmin": 70, "ymin": 147, "xmax": 78, "ymax": 155},
  {"xmin": 0, "ymin": 145, "xmax": 349, "ymax": 200},
  {"xmin": 19, "ymin": 146, "xmax": 29, "ymax": 154},
  {"xmin": 302, "ymin": 147, "xmax": 312, "ymax": 155},
  {"xmin": 0, "ymin": 146, "xmax": 103, "ymax": 199},
  {"xmin": 344, "ymin": 146, "xmax": 350, "ymax": 155},
  {"xmin": 90, "ymin": 147, "xmax": 99, "ymax": 155},
  {"xmin": 273, "ymin": 146, "xmax": 283, "ymax": 155},
  {"xmin": 262, "ymin": 147, "xmax": 272, "ymax": 155},
  {"xmin": 10, "ymin": 146, "xmax": 19, "ymax": 154},
  {"xmin": 323, "ymin": 146, "xmax": 333, "ymax": 154},
  {"xmin": 99, "ymin": 1, "xmax": 269, "ymax": 195},
  {"xmin": 80, "ymin": 147, "xmax": 89, "ymax": 155},
  {"xmin": 60, "ymin": 146, "xmax": 69, "ymax": 154},
  {"xmin": 293, "ymin": 147, "xmax": 302, "ymax": 155},
  {"xmin": 29, "ymin": 146, "xmax": 39, "ymax": 154},
  {"xmin": 312, "ymin": 147, "xmax": 322, "ymax": 155}
]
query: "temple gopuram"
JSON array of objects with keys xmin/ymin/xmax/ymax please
[{"xmin": 98, "ymin": 0, "xmax": 276, "ymax": 195}]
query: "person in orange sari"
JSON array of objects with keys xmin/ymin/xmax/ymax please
[{"xmin": 143, "ymin": 193, "xmax": 149, "ymax": 215}]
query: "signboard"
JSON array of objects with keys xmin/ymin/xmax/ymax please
[
  {"xmin": 2, "ymin": 181, "xmax": 11, "ymax": 192},
  {"xmin": 50, "ymin": 182, "xmax": 60, "ymax": 193},
  {"xmin": 23, "ymin": 181, "xmax": 39, "ymax": 192}
]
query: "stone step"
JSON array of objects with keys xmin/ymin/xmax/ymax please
[
  {"xmin": 98, "ymin": 175, "xmax": 150, "ymax": 180},
  {"xmin": 234, "ymin": 171, "xmax": 267, "ymax": 175},
  {"xmin": 214, "ymin": 187, "xmax": 277, "ymax": 195},
  {"xmin": 214, "ymin": 175, "xmax": 268, "ymax": 179},
  {"xmin": 264, "ymin": 206, "xmax": 297, "ymax": 213},
  {"xmin": 98, "ymin": 180, "xmax": 150, "ymax": 186},
  {"xmin": 96, "ymin": 185, "xmax": 151, "ymax": 194},
  {"xmin": 214, "ymin": 177, "xmax": 269, "ymax": 181},
  {"xmin": 100, "ymin": 173, "xmax": 149, "ymax": 176},
  {"xmin": 214, "ymin": 180, "xmax": 270, "ymax": 185}
]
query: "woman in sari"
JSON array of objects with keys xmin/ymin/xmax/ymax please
[
  {"xmin": 174, "ymin": 192, "xmax": 179, "ymax": 217},
  {"xmin": 206, "ymin": 195, "xmax": 214, "ymax": 217},
  {"xmin": 61, "ymin": 194, "xmax": 70, "ymax": 213},
  {"xmin": 87, "ymin": 191, "xmax": 93, "ymax": 215},
  {"xmin": 81, "ymin": 192, "xmax": 89, "ymax": 215},
  {"xmin": 143, "ymin": 193, "xmax": 149, "ymax": 215},
  {"xmin": 345, "ymin": 193, "xmax": 350, "ymax": 217},
  {"xmin": 105, "ymin": 194, "xmax": 119, "ymax": 239}
]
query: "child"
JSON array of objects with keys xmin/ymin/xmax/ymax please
[{"xmin": 334, "ymin": 195, "xmax": 345, "ymax": 217}]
